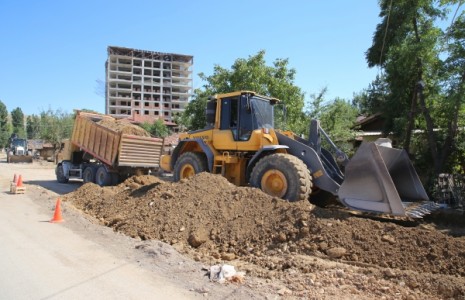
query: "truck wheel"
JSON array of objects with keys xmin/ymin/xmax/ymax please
[
  {"xmin": 95, "ymin": 166, "xmax": 111, "ymax": 186},
  {"xmin": 82, "ymin": 167, "xmax": 96, "ymax": 184},
  {"xmin": 56, "ymin": 164, "xmax": 69, "ymax": 183},
  {"xmin": 250, "ymin": 153, "xmax": 312, "ymax": 202},
  {"xmin": 174, "ymin": 152, "xmax": 208, "ymax": 182}
]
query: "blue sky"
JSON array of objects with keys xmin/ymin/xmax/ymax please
[{"xmin": 0, "ymin": 1, "xmax": 382, "ymax": 116}]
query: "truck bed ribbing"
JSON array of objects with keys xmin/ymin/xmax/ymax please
[{"xmin": 71, "ymin": 112, "xmax": 163, "ymax": 168}]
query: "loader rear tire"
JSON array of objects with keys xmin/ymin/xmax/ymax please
[
  {"xmin": 95, "ymin": 166, "xmax": 111, "ymax": 187},
  {"xmin": 250, "ymin": 153, "xmax": 312, "ymax": 202},
  {"xmin": 174, "ymin": 152, "xmax": 208, "ymax": 182}
]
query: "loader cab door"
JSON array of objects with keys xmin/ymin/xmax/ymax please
[
  {"xmin": 218, "ymin": 95, "xmax": 256, "ymax": 141},
  {"xmin": 212, "ymin": 95, "xmax": 251, "ymax": 151}
]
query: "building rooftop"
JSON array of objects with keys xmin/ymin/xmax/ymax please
[{"xmin": 107, "ymin": 46, "xmax": 193, "ymax": 63}]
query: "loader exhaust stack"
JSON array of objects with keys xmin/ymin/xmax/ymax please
[{"xmin": 338, "ymin": 141, "xmax": 436, "ymax": 217}]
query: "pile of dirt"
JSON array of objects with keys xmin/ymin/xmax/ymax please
[
  {"xmin": 64, "ymin": 173, "xmax": 465, "ymax": 299},
  {"xmin": 97, "ymin": 118, "xmax": 150, "ymax": 137}
]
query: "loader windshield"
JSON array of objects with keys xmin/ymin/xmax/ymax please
[
  {"xmin": 11, "ymin": 139, "xmax": 26, "ymax": 148},
  {"xmin": 249, "ymin": 96, "xmax": 274, "ymax": 129}
]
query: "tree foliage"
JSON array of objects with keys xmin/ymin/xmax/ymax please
[
  {"xmin": 180, "ymin": 51, "xmax": 307, "ymax": 134},
  {"xmin": 0, "ymin": 100, "xmax": 9, "ymax": 147},
  {"xmin": 26, "ymin": 115, "xmax": 41, "ymax": 139},
  {"xmin": 306, "ymin": 88, "xmax": 359, "ymax": 153},
  {"xmin": 39, "ymin": 109, "xmax": 74, "ymax": 147},
  {"xmin": 11, "ymin": 107, "xmax": 25, "ymax": 138},
  {"xmin": 365, "ymin": 0, "xmax": 465, "ymax": 176},
  {"xmin": 139, "ymin": 119, "xmax": 170, "ymax": 138}
]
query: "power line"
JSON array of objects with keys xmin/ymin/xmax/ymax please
[{"xmin": 379, "ymin": 0, "xmax": 394, "ymax": 68}]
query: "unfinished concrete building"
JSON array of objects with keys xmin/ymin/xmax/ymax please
[{"xmin": 105, "ymin": 46, "xmax": 193, "ymax": 124}]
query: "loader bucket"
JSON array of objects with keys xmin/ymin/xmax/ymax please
[
  {"xmin": 8, "ymin": 155, "xmax": 33, "ymax": 163},
  {"xmin": 338, "ymin": 142, "xmax": 429, "ymax": 217}
]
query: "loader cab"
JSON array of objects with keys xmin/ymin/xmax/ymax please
[{"xmin": 215, "ymin": 92, "xmax": 276, "ymax": 142}]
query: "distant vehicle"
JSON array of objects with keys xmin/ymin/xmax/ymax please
[{"xmin": 7, "ymin": 134, "xmax": 33, "ymax": 163}]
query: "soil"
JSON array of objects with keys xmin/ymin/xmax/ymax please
[
  {"xmin": 64, "ymin": 173, "xmax": 465, "ymax": 300},
  {"xmin": 97, "ymin": 118, "xmax": 150, "ymax": 137}
]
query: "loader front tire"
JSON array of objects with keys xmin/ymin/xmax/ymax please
[
  {"xmin": 250, "ymin": 153, "xmax": 312, "ymax": 202},
  {"xmin": 174, "ymin": 152, "xmax": 208, "ymax": 182}
]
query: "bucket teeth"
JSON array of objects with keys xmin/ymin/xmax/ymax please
[{"xmin": 405, "ymin": 201, "xmax": 441, "ymax": 218}]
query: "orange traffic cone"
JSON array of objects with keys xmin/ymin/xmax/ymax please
[
  {"xmin": 50, "ymin": 198, "xmax": 64, "ymax": 223},
  {"xmin": 16, "ymin": 175, "xmax": 23, "ymax": 187},
  {"xmin": 12, "ymin": 174, "xmax": 17, "ymax": 183}
]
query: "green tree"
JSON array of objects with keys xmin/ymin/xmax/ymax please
[
  {"xmin": 306, "ymin": 88, "xmax": 359, "ymax": 153},
  {"xmin": 11, "ymin": 107, "xmax": 25, "ymax": 138},
  {"xmin": 178, "ymin": 89, "xmax": 209, "ymax": 130},
  {"xmin": 140, "ymin": 119, "xmax": 170, "ymax": 138},
  {"xmin": 180, "ymin": 50, "xmax": 307, "ymax": 134},
  {"xmin": 0, "ymin": 100, "xmax": 10, "ymax": 147},
  {"xmin": 26, "ymin": 114, "xmax": 41, "ymax": 139},
  {"xmin": 365, "ymin": 0, "xmax": 465, "ymax": 175},
  {"xmin": 39, "ymin": 108, "xmax": 74, "ymax": 147}
]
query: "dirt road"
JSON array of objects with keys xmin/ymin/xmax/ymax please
[{"xmin": 0, "ymin": 154, "xmax": 261, "ymax": 299}]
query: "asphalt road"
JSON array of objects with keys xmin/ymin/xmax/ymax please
[{"xmin": 0, "ymin": 155, "xmax": 196, "ymax": 300}]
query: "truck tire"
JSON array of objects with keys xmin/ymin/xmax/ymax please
[
  {"xmin": 173, "ymin": 152, "xmax": 208, "ymax": 182},
  {"xmin": 82, "ymin": 167, "xmax": 96, "ymax": 184},
  {"xmin": 95, "ymin": 166, "xmax": 111, "ymax": 186},
  {"xmin": 250, "ymin": 153, "xmax": 312, "ymax": 202},
  {"xmin": 56, "ymin": 164, "xmax": 69, "ymax": 183}
]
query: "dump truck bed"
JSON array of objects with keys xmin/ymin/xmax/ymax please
[{"xmin": 71, "ymin": 112, "xmax": 163, "ymax": 168}]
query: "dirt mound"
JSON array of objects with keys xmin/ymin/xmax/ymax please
[
  {"xmin": 97, "ymin": 118, "xmax": 150, "ymax": 137},
  {"xmin": 64, "ymin": 172, "xmax": 465, "ymax": 299}
]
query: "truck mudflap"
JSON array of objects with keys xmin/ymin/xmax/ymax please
[{"xmin": 338, "ymin": 141, "xmax": 434, "ymax": 218}]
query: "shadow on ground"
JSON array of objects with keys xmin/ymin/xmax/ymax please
[{"xmin": 26, "ymin": 180, "xmax": 82, "ymax": 195}]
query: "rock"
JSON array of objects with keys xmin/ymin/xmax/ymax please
[
  {"xmin": 381, "ymin": 234, "xmax": 396, "ymax": 244},
  {"xmin": 319, "ymin": 242, "xmax": 328, "ymax": 251},
  {"xmin": 299, "ymin": 227, "xmax": 310, "ymax": 236},
  {"xmin": 188, "ymin": 228, "xmax": 208, "ymax": 248},
  {"xmin": 221, "ymin": 252, "xmax": 236, "ymax": 261},
  {"xmin": 161, "ymin": 191, "xmax": 175, "ymax": 199},
  {"xmin": 277, "ymin": 287, "xmax": 292, "ymax": 296},
  {"xmin": 128, "ymin": 182, "xmax": 140, "ymax": 190},
  {"xmin": 335, "ymin": 269, "xmax": 345, "ymax": 278},
  {"xmin": 277, "ymin": 232, "xmax": 287, "ymax": 242},
  {"xmin": 326, "ymin": 247, "xmax": 347, "ymax": 258},
  {"xmin": 384, "ymin": 268, "xmax": 396, "ymax": 278}
]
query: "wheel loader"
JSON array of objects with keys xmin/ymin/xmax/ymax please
[
  {"xmin": 160, "ymin": 91, "xmax": 437, "ymax": 217},
  {"xmin": 7, "ymin": 134, "xmax": 33, "ymax": 163}
]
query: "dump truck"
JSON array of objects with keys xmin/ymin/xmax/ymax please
[
  {"xmin": 7, "ymin": 134, "xmax": 33, "ymax": 163},
  {"xmin": 55, "ymin": 111, "xmax": 164, "ymax": 186},
  {"xmin": 161, "ymin": 91, "xmax": 437, "ymax": 218}
]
